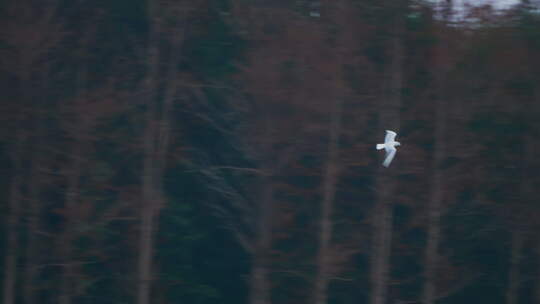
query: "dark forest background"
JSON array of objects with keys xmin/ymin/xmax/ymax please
[{"xmin": 1, "ymin": 0, "xmax": 540, "ymax": 304}]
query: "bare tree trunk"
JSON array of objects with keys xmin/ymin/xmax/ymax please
[
  {"xmin": 137, "ymin": 77, "xmax": 175, "ymax": 304},
  {"xmin": 58, "ymin": 55, "xmax": 92, "ymax": 304},
  {"xmin": 370, "ymin": 12, "xmax": 403, "ymax": 304},
  {"xmin": 249, "ymin": 177, "xmax": 274, "ymax": 304},
  {"xmin": 136, "ymin": 1, "xmax": 161, "ymax": 303},
  {"xmin": 23, "ymin": 140, "xmax": 44, "ymax": 304},
  {"xmin": 313, "ymin": 2, "xmax": 349, "ymax": 301},
  {"xmin": 58, "ymin": 88, "xmax": 88, "ymax": 304},
  {"xmin": 508, "ymin": 109, "xmax": 534, "ymax": 304},
  {"xmin": 137, "ymin": 1, "xmax": 183, "ymax": 302},
  {"xmin": 250, "ymin": 258, "xmax": 270, "ymax": 304},
  {"xmin": 3, "ymin": 2, "xmax": 62, "ymax": 303},
  {"xmin": 3, "ymin": 133, "xmax": 24, "ymax": 304},
  {"xmin": 505, "ymin": 231, "xmax": 523, "ymax": 304},
  {"xmin": 137, "ymin": 64, "xmax": 160, "ymax": 304},
  {"xmin": 139, "ymin": 102, "xmax": 174, "ymax": 303},
  {"xmin": 536, "ymin": 239, "xmax": 540, "ymax": 304},
  {"xmin": 313, "ymin": 96, "xmax": 343, "ymax": 304},
  {"xmin": 422, "ymin": 3, "xmax": 450, "ymax": 297},
  {"xmin": 58, "ymin": 137, "xmax": 85, "ymax": 304},
  {"xmin": 137, "ymin": 177, "xmax": 158, "ymax": 304},
  {"xmin": 23, "ymin": 61, "xmax": 52, "ymax": 304},
  {"xmin": 370, "ymin": 185, "xmax": 394, "ymax": 304},
  {"xmin": 3, "ymin": 63, "xmax": 34, "ymax": 304},
  {"xmin": 422, "ymin": 99, "xmax": 445, "ymax": 304}
]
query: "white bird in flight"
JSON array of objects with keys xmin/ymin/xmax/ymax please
[{"xmin": 376, "ymin": 130, "xmax": 400, "ymax": 167}]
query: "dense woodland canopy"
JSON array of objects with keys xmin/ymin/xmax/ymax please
[{"xmin": 1, "ymin": 0, "xmax": 540, "ymax": 303}]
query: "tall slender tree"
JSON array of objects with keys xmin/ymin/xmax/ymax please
[
  {"xmin": 137, "ymin": 1, "xmax": 185, "ymax": 303},
  {"xmin": 1, "ymin": 2, "xmax": 64, "ymax": 303},
  {"xmin": 3, "ymin": 129, "xmax": 24, "ymax": 304},
  {"xmin": 422, "ymin": 1, "xmax": 452, "ymax": 303},
  {"xmin": 137, "ymin": 0, "xmax": 164, "ymax": 302},
  {"xmin": 313, "ymin": 1, "xmax": 350, "ymax": 303},
  {"xmin": 313, "ymin": 79, "xmax": 343, "ymax": 304},
  {"xmin": 370, "ymin": 2, "xmax": 405, "ymax": 304},
  {"xmin": 58, "ymin": 61, "xmax": 91, "ymax": 304}
]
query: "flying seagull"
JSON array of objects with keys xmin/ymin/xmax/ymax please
[{"xmin": 376, "ymin": 130, "xmax": 400, "ymax": 167}]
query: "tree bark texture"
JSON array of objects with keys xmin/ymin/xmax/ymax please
[
  {"xmin": 249, "ymin": 178, "xmax": 274, "ymax": 304},
  {"xmin": 3, "ymin": 134, "xmax": 24, "ymax": 304},
  {"xmin": 370, "ymin": 11, "xmax": 404, "ymax": 304},
  {"xmin": 23, "ymin": 138, "xmax": 45, "ymax": 304},
  {"xmin": 422, "ymin": 2, "xmax": 450, "ymax": 299},
  {"xmin": 136, "ymin": 0, "xmax": 161, "ymax": 303},
  {"xmin": 313, "ymin": 96, "xmax": 343, "ymax": 304},
  {"xmin": 137, "ymin": 0, "xmax": 181, "ymax": 302},
  {"xmin": 58, "ymin": 139, "xmax": 84, "ymax": 304},
  {"xmin": 422, "ymin": 97, "xmax": 446, "ymax": 304},
  {"xmin": 505, "ymin": 231, "xmax": 523, "ymax": 304}
]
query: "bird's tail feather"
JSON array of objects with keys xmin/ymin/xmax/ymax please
[
  {"xmin": 376, "ymin": 144, "xmax": 385, "ymax": 150},
  {"xmin": 382, "ymin": 149, "xmax": 396, "ymax": 167}
]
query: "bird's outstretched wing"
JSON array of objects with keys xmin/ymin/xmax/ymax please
[
  {"xmin": 382, "ymin": 147, "xmax": 396, "ymax": 167},
  {"xmin": 385, "ymin": 130, "xmax": 397, "ymax": 143}
]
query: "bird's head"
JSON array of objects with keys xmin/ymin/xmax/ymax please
[{"xmin": 395, "ymin": 141, "xmax": 401, "ymax": 146}]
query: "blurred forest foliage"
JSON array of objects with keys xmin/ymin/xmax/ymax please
[{"xmin": 1, "ymin": 0, "xmax": 540, "ymax": 304}]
